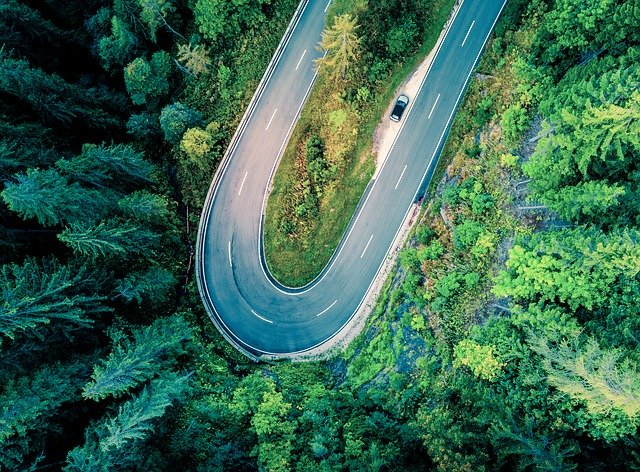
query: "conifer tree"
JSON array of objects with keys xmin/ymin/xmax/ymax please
[
  {"xmin": 0, "ymin": 257, "xmax": 108, "ymax": 340},
  {"xmin": 493, "ymin": 226, "xmax": 640, "ymax": 310},
  {"xmin": 117, "ymin": 191, "xmax": 171, "ymax": 225},
  {"xmin": 112, "ymin": 266, "xmax": 176, "ymax": 304},
  {"xmin": 2, "ymin": 168, "xmax": 110, "ymax": 226},
  {"xmin": 0, "ymin": 362, "xmax": 86, "ymax": 470},
  {"xmin": 315, "ymin": 14, "xmax": 361, "ymax": 80},
  {"xmin": 66, "ymin": 373, "xmax": 191, "ymax": 472},
  {"xmin": 56, "ymin": 143, "xmax": 155, "ymax": 191},
  {"xmin": 532, "ymin": 336, "xmax": 640, "ymax": 440},
  {"xmin": 83, "ymin": 315, "xmax": 191, "ymax": 401},
  {"xmin": 0, "ymin": 53, "xmax": 124, "ymax": 128},
  {"xmin": 98, "ymin": 16, "xmax": 138, "ymax": 70},
  {"xmin": 58, "ymin": 219, "xmax": 160, "ymax": 259}
]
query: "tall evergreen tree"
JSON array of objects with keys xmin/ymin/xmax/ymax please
[
  {"xmin": 56, "ymin": 143, "xmax": 156, "ymax": 191},
  {"xmin": 58, "ymin": 219, "xmax": 160, "ymax": 259},
  {"xmin": 0, "ymin": 53, "xmax": 124, "ymax": 128},
  {"xmin": 66, "ymin": 373, "xmax": 191, "ymax": 472},
  {"xmin": 0, "ymin": 362, "xmax": 86, "ymax": 471},
  {"xmin": 533, "ymin": 335, "xmax": 640, "ymax": 441},
  {"xmin": 0, "ymin": 257, "xmax": 109, "ymax": 341},
  {"xmin": 493, "ymin": 226, "xmax": 640, "ymax": 310},
  {"xmin": 83, "ymin": 315, "xmax": 191, "ymax": 401},
  {"xmin": 315, "ymin": 14, "xmax": 361, "ymax": 80},
  {"xmin": 2, "ymin": 168, "xmax": 111, "ymax": 226}
]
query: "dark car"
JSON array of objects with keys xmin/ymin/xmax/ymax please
[{"xmin": 390, "ymin": 94, "xmax": 409, "ymax": 122}]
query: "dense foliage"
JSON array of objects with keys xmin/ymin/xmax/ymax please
[{"xmin": 2, "ymin": 0, "xmax": 640, "ymax": 470}]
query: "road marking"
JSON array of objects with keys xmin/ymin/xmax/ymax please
[
  {"xmin": 238, "ymin": 171, "xmax": 248, "ymax": 196},
  {"xmin": 228, "ymin": 240, "xmax": 232, "ymax": 267},
  {"xmin": 251, "ymin": 309, "xmax": 274, "ymax": 324},
  {"xmin": 266, "ymin": 108, "xmax": 278, "ymax": 130},
  {"xmin": 295, "ymin": 49, "xmax": 307, "ymax": 70},
  {"xmin": 360, "ymin": 234, "xmax": 374, "ymax": 259},
  {"xmin": 428, "ymin": 93, "xmax": 441, "ymax": 119},
  {"xmin": 324, "ymin": 0, "xmax": 332, "ymax": 13},
  {"xmin": 316, "ymin": 300, "xmax": 338, "ymax": 317},
  {"xmin": 461, "ymin": 20, "xmax": 475, "ymax": 47},
  {"xmin": 395, "ymin": 165, "xmax": 407, "ymax": 190}
]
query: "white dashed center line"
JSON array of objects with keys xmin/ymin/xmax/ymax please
[
  {"xmin": 266, "ymin": 108, "xmax": 278, "ymax": 130},
  {"xmin": 251, "ymin": 309, "xmax": 273, "ymax": 324},
  {"xmin": 395, "ymin": 165, "xmax": 407, "ymax": 190},
  {"xmin": 295, "ymin": 49, "xmax": 307, "ymax": 70},
  {"xmin": 228, "ymin": 240, "xmax": 232, "ymax": 267},
  {"xmin": 361, "ymin": 234, "xmax": 374, "ymax": 259},
  {"xmin": 238, "ymin": 171, "xmax": 248, "ymax": 196},
  {"xmin": 428, "ymin": 93, "xmax": 441, "ymax": 119},
  {"xmin": 461, "ymin": 20, "xmax": 475, "ymax": 47},
  {"xmin": 316, "ymin": 300, "xmax": 338, "ymax": 317}
]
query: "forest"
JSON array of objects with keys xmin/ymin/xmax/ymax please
[{"xmin": 1, "ymin": 0, "xmax": 639, "ymax": 471}]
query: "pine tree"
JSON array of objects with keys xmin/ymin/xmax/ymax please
[
  {"xmin": 98, "ymin": 16, "xmax": 138, "ymax": 70},
  {"xmin": 493, "ymin": 226, "xmax": 640, "ymax": 310},
  {"xmin": 0, "ymin": 257, "xmax": 109, "ymax": 340},
  {"xmin": 0, "ymin": 362, "xmax": 86, "ymax": 470},
  {"xmin": 0, "ymin": 53, "xmax": 124, "ymax": 128},
  {"xmin": 2, "ymin": 168, "xmax": 110, "ymax": 226},
  {"xmin": 83, "ymin": 315, "xmax": 191, "ymax": 401},
  {"xmin": 176, "ymin": 43, "xmax": 211, "ymax": 76},
  {"xmin": 532, "ymin": 335, "xmax": 640, "ymax": 440},
  {"xmin": 491, "ymin": 416, "xmax": 579, "ymax": 471},
  {"xmin": 66, "ymin": 373, "xmax": 191, "ymax": 472},
  {"xmin": 315, "ymin": 14, "xmax": 361, "ymax": 80},
  {"xmin": 545, "ymin": 180, "xmax": 626, "ymax": 223},
  {"xmin": 56, "ymin": 143, "xmax": 156, "ymax": 191},
  {"xmin": 0, "ymin": 121, "xmax": 58, "ymax": 178},
  {"xmin": 112, "ymin": 266, "xmax": 176, "ymax": 304},
  {"xmin": 117, "ymin": 191, "xmax": 171, "ymax": 225},
  {"xmin": 58, "ymin": 219, "xmax": 160, "ymax": 259}
]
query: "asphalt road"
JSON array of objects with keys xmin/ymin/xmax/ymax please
[{"xmin": 196, "ymin": 0, "xmax": 508, "ymax": 358}]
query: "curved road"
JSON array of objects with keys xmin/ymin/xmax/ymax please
[{"xmin": 196, "ymin": 0, "xmax": 508, "ymax": 358}]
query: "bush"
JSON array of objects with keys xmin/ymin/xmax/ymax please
[
  {"xmin": 501, "ymin": 103, "xmax": 530, "ymax": 146},
  {"xmin": 453, "ymin": 220, "xmax": 486, "ymax": 250}
]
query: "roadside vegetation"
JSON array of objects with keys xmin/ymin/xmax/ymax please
[
  {"xmin": 264, "ymin": 0, "xmax": 456, "ymax": 286},
  {"xmin": 3, "ymin": 0, "xmax": 640, "ymax": 471}
]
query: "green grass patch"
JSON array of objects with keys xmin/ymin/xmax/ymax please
[{"xmin": 264, "ymin": 0, "xmax": 457, "ymax": 287}]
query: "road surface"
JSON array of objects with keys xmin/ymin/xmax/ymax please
[{"xmin": 196, "ymin": 0, "xmax": 508, "ymax": 358}]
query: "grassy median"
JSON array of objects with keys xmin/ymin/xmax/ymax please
[{"xmin": 264, "ymin": 0, "xmax": 457, "ymax": 287}]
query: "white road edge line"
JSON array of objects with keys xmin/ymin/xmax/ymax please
[
  {"xmin": 461, "ymin": 20, "xmax": 475, "ymax": 47},
  {"xmin": 228, "ymin": 240, "xmax": 232, "ymax": 267},
  {"xmin": 395, "ymin": 165, "xmax": 408, "ymax": 190},
  {"xmin": 316, "ymin": 300, "xmax": 338, "ymax": 317},
  {"xmin": 360, "ymin": 234, "xmax": 374, "ymax": 259},
  {"xmin": 295, "ymin": 49, "xmax": 307, "ymax": 70},
  {"xmin": 324, "ymin": 0, "xmax": 332, "ymax": 13},
  {"xmin": 251, "ymin": 309, "xmax": 274, "ymax": 324},
  {"xmin": 266, "ymin": 108, "xmax": 278, "ymax": 130},
  {"xmin": 238, "ymin": 171, "xmax": 248, "ymax": 196},
  {"xmin": 428, "ymin": 93, "xmax": 441, "ymax": 119}
]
